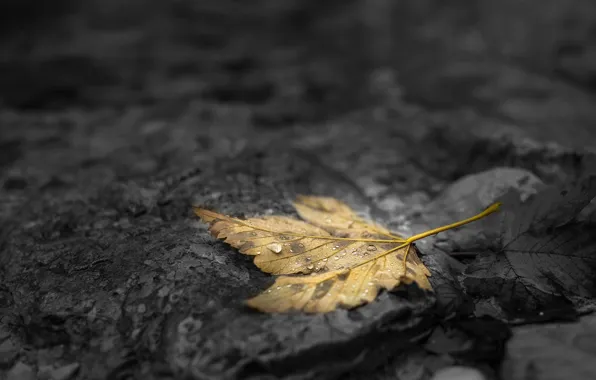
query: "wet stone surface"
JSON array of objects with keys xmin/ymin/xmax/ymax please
[
  {"xmin": 1, "ymin": 2, "xmax": 596, "ymax": 379},
  {"xmin": 0, "ymin": 105, "xmax": 594, "ymax": 379}
]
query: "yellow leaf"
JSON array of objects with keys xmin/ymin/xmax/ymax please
[{"xmin": 194, "ymin": 196, "xmax": 501, "ymax": 313}]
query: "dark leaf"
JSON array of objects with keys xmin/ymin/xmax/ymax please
[
  {"xmin": 501, "ymin": 174, "xmax": 596, "ymax": 239},
  {"xmin": 414, "ymin": 240, "xmax": 474, "ymax": 318},
  {"xmin": 463, "ymin": 175, "xmax": 596, "ymax": 322}
]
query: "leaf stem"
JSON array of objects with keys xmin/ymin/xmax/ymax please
[{"xmin": 405, "ymin": 202, "xmax": 502, "ymax": 244}]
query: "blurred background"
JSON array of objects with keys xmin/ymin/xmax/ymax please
[{"xmin": 1, "ymin": 0, "xmax": 595, "ymax": 127}]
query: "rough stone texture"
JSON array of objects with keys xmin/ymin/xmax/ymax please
[
  {"xmin": 1, "ymin": 1, "xmax": 596, "ymax": 380},
  {"xmin": 5, "ymin": 361, "xmax": 36, "ymax": 380},
  {"xmin": 1, "ymin": 107, "xmax": 592, "ymax": 379},
  {"xmin": 0, "ymin": 109, "xmax": 449, "ymax": 380},
  {"xmin": 431, "ymin": 366, "xmax": 486, "ymax": 380},
  {"xmin": 502, "ymin": 314, "xmax": 596, "ymax": 380}
]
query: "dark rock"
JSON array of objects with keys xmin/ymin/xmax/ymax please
[
  {"xmin": 2, "ymin": 177, "xmax": 28, "ymax": 190},
  {"xmin": 6, "ymin": 361, "xmax": 35, "ymax": 380},
  {"xmin": 0, "ymin": 339, "xmax": 19, "ymax": 369},
  {"xmin": 430, "ymin": 366, "xmax": 485, "ymax": 380},
  {"xmin": 0, "ymin": 140, "xmax": 22, "ymax": 171},
  {"xmin": 502, "ymin": 314, "xmax": 596, "ymax": 380},
  {"xmin": 169, "ymin": 290, "xmax": 434, "ymax": 379},
  {"xmin": 47, "ymin": 362, "xmax": 80, "ymax": 380}
]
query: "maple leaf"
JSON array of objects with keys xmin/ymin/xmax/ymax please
[
  {"xmin": 194, "ymin": 195, "xmax": 500, "ymax": 313},
  {"xmin": 463, "ymin": 174, "xmax": 596, "ymax": 321}
]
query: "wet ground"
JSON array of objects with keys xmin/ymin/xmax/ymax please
[{"xmin": 1, "ymin": 1, "xmax": 596, "ymax": 379}]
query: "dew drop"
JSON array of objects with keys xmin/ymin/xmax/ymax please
[
  {"xmin": 290, "ymin": 249, "xmax": 294, "ymax": 253},
  {"xmin": 307, "ymin": 264, "xmax": 314, "ymax": 270},
  {"xmin": 367, "ymin": 245, "xmax": 377, "ymax": 251},
  {"xmin": 368, "ymin": 282, "xmax": 374, "ymax": 286},
  {"xmin": 267, "ymin": 243, "xmax": 283, "ymax": 253},
  {"xmin": 267, "ymin": 289, "xmax": 272, "ymax": 293},
  {"xmin": 341, "ymin": 252, "xmax": 346, "ymax": 257},
  {"xmin": 287, "ymin": 284, "xmax": 292, "ymax": 288},
  {"xmin": 362, "ymin": 232, "xmax": 371, "ymax": 238},
  {"xmin": 323, "ymin": 258, "xmax": 328, "ymax": 262},
  {"xmin": 276, "ymin": 286, "xmax": 282, "ymax": 290},
  {"xmin": 249, "ymin": 232, "xmax": 257, "ymax": 237},
  {"xmin": 305, "ymin": 257, "xmax": 312, "ymax": 262},
  {"xmin": 334, "ymin": 256, "xmax": 339, "ymax": 260},
  {"xmin": 298, "ymin": 243, "xmax": 305, "ymax": 248},
  {"xmin": 279, "ymin": 235, "xmax": 289, "ymax": 240}
]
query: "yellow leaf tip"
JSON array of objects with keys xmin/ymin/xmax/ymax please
[{"xmin": 485, "ymin": 202, "xmax": 502, "ymax": 214}]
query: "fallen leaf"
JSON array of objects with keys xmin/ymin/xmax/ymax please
[
  {"xmin": 195, "ymin": 195, "xmax": 500, "ymax": 313},
  {"xmin": 464, "ymin": 175, "xmax": 596, "ymax": 321}
]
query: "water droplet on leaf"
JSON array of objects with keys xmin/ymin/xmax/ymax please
[
  {"xmin": 267, "ymin": 243, "xmax": 283, "ymax": 253},
  {"xmin": 367, "ymin": 245, "xmax": 377, "ymax": 251}
]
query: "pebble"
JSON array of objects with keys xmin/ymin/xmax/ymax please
[
  {"xmin": 7, "ymin": 361, "xmax": 35, "ymax": 380},
  {"xmin": 38, "ymin": 362, "xmax": 80, "ymax": 380},
  {"xmin": 51, "ymin": 362, "xmax": 80, "ymax": 380},
  {"xmin": 430, "ymin": 366, "xmax": 485, "ymax": 380}
]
